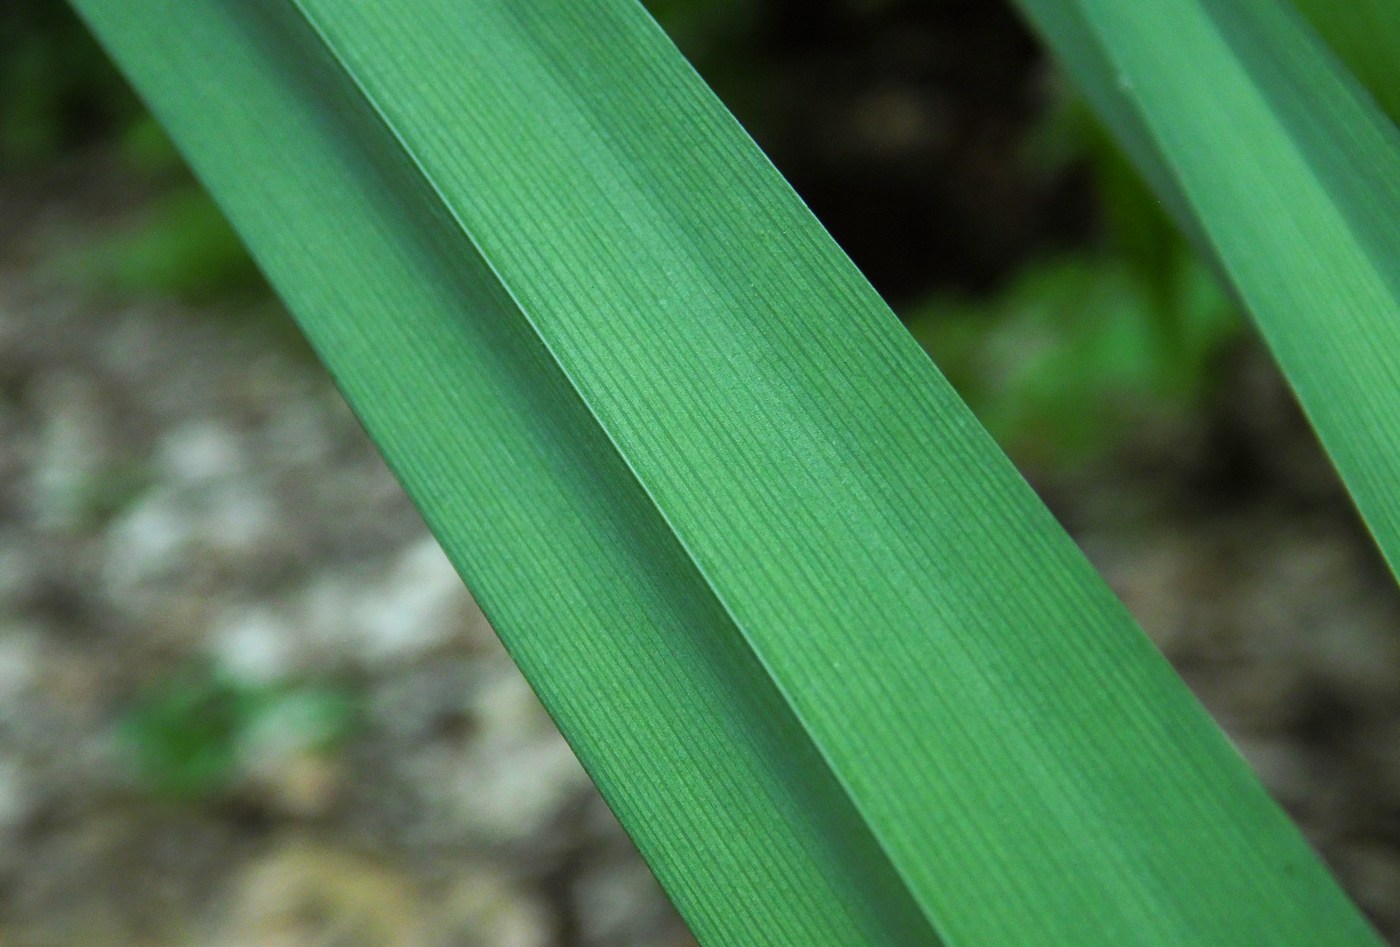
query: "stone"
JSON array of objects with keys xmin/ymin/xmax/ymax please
[
  {"xmin": 351, "ymin": 538, "xmax": 477, "ymax": 666},
  {"xmin": 212, "ymin": 840, "xmax": 427, "ymax": 947},
  {"xmin": 102, "ymin": 488, "xmax": 195, "ymax": 589},
  {"xmin": 157, "ymin": 421, "xmax": 244, "ymax": 485},
  {"xmin": 573, "ymin": 855, "xmax": 676, "ymax": 947},
  {"xmin": 209, "ymin": 605, "xmax": 298, "ymax": 684},
  {"xmin": 434, "ymin": 868, "xmax": 552, "ymax": 947}
]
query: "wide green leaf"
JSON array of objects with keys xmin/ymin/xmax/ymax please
[
  {"xmin": 72, "ymin": 0, "xmax": 1379, "ymax": 944},
  {"xmin": 66, "ymin": 4, "xmax": 932, "ymax": 944}
]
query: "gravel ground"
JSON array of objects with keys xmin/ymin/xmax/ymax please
[
  {"xmin": 0, "ymin": 257, "xmax": 693, "ymax": 945},
  {"xmin": 2, "ymin": 195, "xmax": 1398, "ymax": 943}
]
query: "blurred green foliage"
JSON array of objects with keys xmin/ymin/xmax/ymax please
[
  {"xmin": 909, "ymin": 93, "xmax": 1244, "ymax": 470},
  {"xmin": 2, "ymin": 4, "xmax": 261, "ymax": 298},
  {"xmin": 908, "ymin": 4, "xmax": 1400, "ymax": 472},
  {"xmin": 75, "ymin": 115, "xmax": 263, "ymax": 297},
  {"xmin": 1292, "ymin": 0, "xmax": 1400, "ymax": 121},
  {"xmin": 0, "ymin": 4, "xmax": 137, "ymax": 166},
  {"xmin": 117, "ymin": 665, "xmax": 359, "ymax": 801},
  {"xmin": 69, "ymin": 181, "xmax": 263, "ymax": 299},
  {"xmin": 910, "ymin": 253, "xmax": 1238, "ymax": 469}
]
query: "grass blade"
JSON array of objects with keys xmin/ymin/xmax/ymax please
[
  {"xmin": 72, "ymin": 1, "xmax": 1379, "ymax": 943},
  {"xmin": 1016, "ymin": 0, "xmax": 1400, "ymax": 578}
]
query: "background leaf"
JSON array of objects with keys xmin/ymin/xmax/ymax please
[{"xmin": 1015, "ymin": 0, "xmax": 1400, "ymax": 576}]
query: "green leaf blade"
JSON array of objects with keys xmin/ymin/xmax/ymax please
[
  {"xmin": 72, "ymin": 0, "xmax": 1380, "ymax": 944},
  {"xmin": 67, "ymin": 2, "xmax": 935, "ymax": 943},
  {"xmin": 1019, "ymin": 0, "xmax": 1400, "ymax": 579},
  {"xmin": 279, "ymin": 1, "xmax": 1372, "ymax": 940}
]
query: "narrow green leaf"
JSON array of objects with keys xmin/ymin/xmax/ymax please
[
  {"xmin": 73, "ymin": 1, "xmax": 1378, "ymax": 944},
  {"xmin": 1016, "ymin": 0, "xmax": 1400, "ymax": 578},
  {"xmin": 68, "ymin": 4, "xmax": 932, "ymax": 944},
  {"xmin": 1292, "ymin": 0, "xmax": 1400, "ymax": 122}
]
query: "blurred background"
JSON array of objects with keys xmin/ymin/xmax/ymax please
[{"xmin": 1, "ymin": 1, "xmax": 1398, "ymax": 943}]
